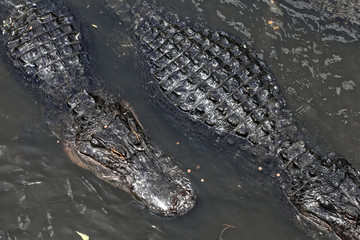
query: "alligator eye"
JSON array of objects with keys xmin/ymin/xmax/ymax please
[
  {"xmin": 111, "ymin": 146, "xmax": 130, "ymax": 160},
  {"xmin": 117, "ymin": 146, "xmax": 128, "ymax": 157},
  {"xmin": 128, "ymin": 131, "xmax": 141, "ymax": 146},
  {"xmin": 318, "ymin": 197, "xmax": 336, "ymax": 213}
]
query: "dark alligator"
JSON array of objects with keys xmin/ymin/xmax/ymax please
[
  {"xmin": 105, "ymin": 0, "xmax": 360, "ymax": 239},
  {"xmin": 0, "ymin": 0, "xmax": 196, "ymax": 216}
]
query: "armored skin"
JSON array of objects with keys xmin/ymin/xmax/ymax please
[
  {"xmin": 105, "ymin": 0, "xmax": 360, "ymax": 239},
  {"xmin": 0, "ymin": 0, "xmax": 196, "ymax": 216}
]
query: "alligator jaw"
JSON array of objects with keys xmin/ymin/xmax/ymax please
[{"xmin": 63, "ymin": 130, "xmax": 196, "ymax": 217}]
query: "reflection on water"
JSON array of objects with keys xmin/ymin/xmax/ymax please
[{"xmin": 0, "ymin": 0, "xmax": 359, "ymax": 239}]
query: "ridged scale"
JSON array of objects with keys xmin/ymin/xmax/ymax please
[
  {"xmin": 2, "ymin": 0, "xmax": 90, "ymax": 105},
  {"xmin": 128, "ymin": 3, "xmax": 299, "ymax": 158}
]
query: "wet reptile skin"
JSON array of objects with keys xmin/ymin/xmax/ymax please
[
  {"xmin": 106, "ymin": 0, "xmax": 360, "ymax": 239},
  {"xmin": 0, "ymin": 0, "xmax": 196, "ymax": 216}
]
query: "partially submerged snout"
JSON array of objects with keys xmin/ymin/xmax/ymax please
[
  {"xmin": 63, "ymin": 91, "xmax": 196, "ymax": 216},
  {"xmin": 129, "ymin": 154, "xmax": 196, "ymax": 216}
]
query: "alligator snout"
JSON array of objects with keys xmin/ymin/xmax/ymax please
[
  {"xmin": 170, "ymin": 189, "xmax": 196, "ymax": 216},
  {"xmin": 132, "ymin": 166, "xmax": 197, "ymax": 217}
]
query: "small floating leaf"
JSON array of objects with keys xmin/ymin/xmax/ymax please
[{"xmin": 76, "ymin": 231, "xmax": 90, "ymax": 240}]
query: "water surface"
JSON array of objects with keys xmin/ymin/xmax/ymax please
[{"xmin": 0, "ymin": 0, "xmax": 359, "ymax": 239}]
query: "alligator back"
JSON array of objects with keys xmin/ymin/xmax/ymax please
[
  {"xmin": 106, "ymin": 0, "xmax": 360, "ymax": 239},
  {"xmin": 0, "ymin": 0, "xmax": 102, "ymax": 112},
  {"xmin": 107, "ymin": 0, "xmax": 296, "ymax": 152},
  {"xmin": 140, "ymin": 19, "xmax": 292, "ymax": 153}
]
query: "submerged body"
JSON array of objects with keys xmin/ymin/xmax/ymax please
[
  {"xmin": 0, "ymin": 0, "xmax": 196, "ymax": 216},
  {"xmin": 105, "ymin": 0, "xmax": 360, "ymax": 239}
]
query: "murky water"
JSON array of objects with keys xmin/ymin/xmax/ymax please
[{"xmin": 0, "ymin": 0, "xmax": 359, "ymax": 239}]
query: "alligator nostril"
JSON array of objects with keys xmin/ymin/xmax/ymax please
[
  {"xmin": 172, "ymin": 196, "xmax": 178, "ymax": 207},
  {"xmin": 179, "ymin": 189, "xmax": 188, "ymax": 197}
]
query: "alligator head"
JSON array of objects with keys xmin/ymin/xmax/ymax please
[
  {"xmin": 289, "ymin": 152, "xmax": 360, "ymax": 239},
  {"xmin": 63, "ymin": 90, "xmax": 196, "ymax": 216}
]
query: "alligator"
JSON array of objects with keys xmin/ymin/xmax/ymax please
[
  {"xmin": 0, "ymin": 0, "xmax": 196, "ymax": 216},
  {"xmin": 105, "ymin": 0, "xmax": 360, "ymax": 239}
]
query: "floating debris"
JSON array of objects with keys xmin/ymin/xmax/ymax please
[
  {"xmin": 120, "ymin": 43, "xmax": 133, "ymax": 47},
  {"xmin": 267, "ymin": 19, "xmax": 279, "ymax": 30},
  {"xmin": 91, "ymin": 24, "xmax": 98, "ymax": 28},
  {"xmin": 76, "ymin": 231, "xmax": 90, "ymax": 240},
  {"xmin": 219, "ymin": 224, "xmax": 236, "ymax": 240},
  {"xmin": 75, "ymin": 33, "xmax": 80, "ymax": 40}
]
